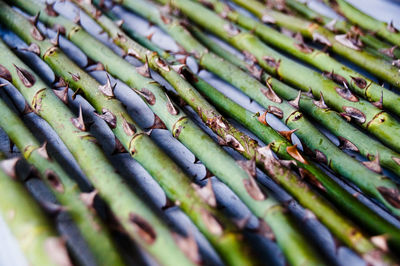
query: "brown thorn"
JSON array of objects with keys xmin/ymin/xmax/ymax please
[
  {"xmin": 278, "ymin": 128, "xmax": 298, "ymax": 142},
  {"xmin": 71, "ymin": 87, "xmax": 81, "ymax": 100},
  {"xmin": 98, "ymin": 74, "xmax": 116, "ymax": 98},
  {"xmin": 70, "ymin": 105, "xmax": 86, "ymax": 131},
  {"xmin": 51, "ymin": 29, "xmax": 61, "ymax": 47},
  {"xmin": 289, "ymin": 90, "xmax": 301, "ymax": 109},
  {"xmin": 53, "ymin": 85, "xmax": 69, "ymax": 105},
  {"xmin": 29, "ymin": 12, "xmax": 40, "ymax": 26},
  {"xmin": 237, "ymin": 158, "xmax": 256, "ymax": 178},
  {"xmin": 79, "ymin": 190, "xmax": 98, "ymax": 208},
  {"xmin": 0, "ymin": 157, "xmax": 20, "ymax": 179},
  {"xmin": 286, "ymin": 144, "xmax": 308, "ymax": 164},
  {"xmin": 112, "ymin": 136, "xmax": 127, "ymax": 154},
  {"xmin": 313, "ymin": 92, "xmax": 328, "ymax": 109},
  {"xmin": 372, "ymin": 91, "xmax": 383, "ymax": 109},
  {"xmin": 192, "ymin": 180, "xmax": 217, "ymax": 207},
  {"xmin": 37, "ymin": 141, "xmax": 50, "ymax": 160},
  {"xmin": 146, "ymin": 32, "xmax": 155, "ymax": 40},
  {"xmin": 362, "ymin": 153, "xmax": 382, "ymax": 174}
]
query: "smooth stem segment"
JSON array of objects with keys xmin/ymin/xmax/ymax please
[
  {"xmin": 188, "ymin": 20, "xmax": 400, "ymax": 178},
  {"xmin": 136, "ymin": 28, "xmax": 400, "ymax": 250},
  {"xmin": 282, "ymin": 0, "xmax": 400, "ymax": 59},
  {"xmin": 0, "ymin": 155, "xmax": 72, "ymax": 266},
  {"xmin": 78, "ymin": 0, "xmax": 399, "ymax": 260},
  {"xmin": 0, "ymin": 80, "xmax": 125, "ymax": 266},
  {"xmin": 123, "ymin": 0, "xmax": 400, "ymax": 218},
  {"xmin": 4, "ymin": 1, "xmax": 266, "ymax": 265},
  {"xmin": 24, "ymin": 1, "xmax": 326, "ymax": 264},
  {"xmin": 0, "ymin": 5, "xmax": 194, "ymax": 266},
  {"xmin": 230, "ymin": 0, "xmax": 400, "ymax": 88},
  {"xmin": 323, "ymin": 0, "xmax": 400, "ymax": 46},
  {"xmin": 196, "ymin": 0, "xmax": 400, "ymax": 120},
  {"xmin": 161, "ymin": 0, "xmax": 400, "ymax": 155}
]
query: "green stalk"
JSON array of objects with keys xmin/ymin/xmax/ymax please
[
  {"xmin": 0, "ymin": 85, "xmax": 125, "ymax": 266},
  {"xmin": 74, "ymin": 0, "xmax": 400, "ymax": 260},
  {"xmin": 160, "ymin": 0, "xmax": 400, "ymax": 155},
  {"xmin": 195, "ymin": 0, "xmax": 400, "ymax": 119},
  {"xmin": 1, "ymin": 1, "xmax": 276, "ymax": 265},
  {"xmin": 13, "ymin": 1, "xmax": 330, "ymax": 264},
  {"xmin": 281, "ymin": 0, "xmax": 400, "ymax": 59},
  {"xmin": 135, "ymin": 27, "xmax": 400, "ymax": 249},
  {"xmin": 0, "ymin": 155, "xmax": 72, "ymax": 266},
  {"xmin": 323, "ymin": 0, "xmax": 400, "ymax": 46},
  {"xmin": 230, "ymin": 0, "xmax": 400, "ymax": 88},
  {"xmin": 0, "ymin": 8, "xmax": 195, "ymax": 266},
  {"xmin": 119, "ymin": 0, "xmax": 400, "ymax": 217},
  {"xmin": 188, "ymin": 20, "xmax": 400, "ymax": 178}
]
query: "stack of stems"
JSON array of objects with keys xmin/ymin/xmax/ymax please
[
  {"xmin": 72, "ymin": 0, "xmax": 400, "ymax": 260},
  {"xmin": 1, "ymin": 1, "xmax": 326, "ymax": 264},
  {"xmin": 193, "ymin": 0, "xmax": 400, "ymax": 118},
  {"xmin": 119, "ymin": 0, "xmax": 400, "ymax": 217},
  {"xmin": 0, "ymin": 154, "xmax": 72, "ymax": 266},
  {"xmin": 157, "ymin": 0, "xmax": 400, "ymax": 154},
  {"xmin": 322, "ymin": 0, "xmax": 400, "ymax": 46},
  {"xmin": 229, "ymin": 0, "xmax": 400, "ymax": 88},
  {"xmin": 0, "ymin": 11, "xmax": 195, "ymax": 265},
  {"xmin": 9, "ymin": 0, "xmax": 333, "ymax": 264},
  {"xmin": 188, "ymin": 24, "xmax": 400, "ymax": 178},
  {"xmin": 281, "ymin": 0, "xmax": 400, "ymax": 59},
  {"xmin": 0, "ymin": 86, "xmax": 125, "ymax": 266},
  {"xmin": 129, "ymin": 26, "xmax": 400, "ymax": 249}
]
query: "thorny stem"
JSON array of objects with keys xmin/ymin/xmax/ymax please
[
  {"xmin": 195, "ymin": 0, "xmax": 400, "ymax": 120},
  {"xmin": 0, "ymin": 73, "xmax": 125, "ymax": 266},
  {"xmin": 188, "ymin": 22, "xmax": 400, "ymax": 180},
  {"xmin": 12, "ymin": 0, "xmax": 330, "ymax": 264},
  {"xmin": 0, "ymin": 152, "xmax": 72, "ymax": 266},
  {"xmin": 0, "ymin": 4, "xmax": 195, "ymax": 265},
  {"xmin": 279, "ymin": 0, "xmax": 400, "ymax": 59},
  {"xmin": 121, "ymin": 0, "xmax": 400, "ymax": 220},
  {"xmin": 76, "ymin": 0, "xmax": 400, "ymax": 260},
  {"xmin": 322, "ymin": 0, "xmax": 400, "ymax": 46},
  {"xmin": 230, "ymin": 0, "xmax": 400, "ymax": 89}
]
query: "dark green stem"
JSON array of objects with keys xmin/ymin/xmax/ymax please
[
  {"xmin": 0, "ymin": 81, "xmax": 125, "ymax": 266},
  {"xmin": 196, "ymin": 0, "xmax": 400, "ymax": 119},
  {"xmin": 0, "ymin": 155, "xmax": 72, "ymax": 266},
  {"xmin": 122, "ymin": 0, "xmax": 400, "ymax": 218},
  {"xmin": 0, "ymin": 4, "xmax": 195, "ymax": 264},
  {"xmin": 230, "ymin": 0, "xmax": 400, "ymax": 88},
  {"xmin": 76, "ymin": 0, "xmax": 400, "ymax": 260},
  {"xmin": 128, "ymin": 23, "xmax": 400, "ymax": 252},
  {"xmin": 323, "ymin": 0, "xmax": 400, "ymax": 46},
  {"xmin": 189, "ymin": 24, "xmax": 400, "ymax": 179},
  {"xmin": 13, "ymin": 0, "xmax": 330, "ymax": 264},
  {"xmin": 283, "ymin": 0, "xmax": 400, "ymax": 59}
]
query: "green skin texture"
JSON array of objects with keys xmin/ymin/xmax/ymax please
[
  {"xmin": 142, "ymin": 25, "xmax": 400, "ymax": 250},
  {"xmin": 76, "ymin": 0, "xmax": 399, "ymax": 261},
  {"xmin": 121, "ymin": 0, "xmax": 400, "ymax": 218},
  {"xmin": 0, "ymin": 157, "xmax": 70, "ymax": 266},
  {"xmin": 323, "ymin": 0, "xmax": 400, "ymax": 46},
  {"xmin": 282, "ymin": 0, "xmax": 400, "ymax": 59},
  {"xmin": 160, "ymin": 0, "xmax": 400, "ymax": 156},
  {"xmin": 231, "ymin": 0, "xmax": 400, "ymax": 89},
  {"xmin": 0, "ymin": 78, "xmax": 125, "ymax": 266},
  {"xmin": 188, "ymin": 24, "xmax": 400, "ymax": 179},
  {"xmin": 197, "ymin": 0, "xmax": 400, "ymax": 120},
  {"xmin": 15, "ymin": 1, "xmax": 330, "ymax": 265},
  {"xmin": 0, "ymin": 4, "xmax": 196, "ymax": 266},
  {"xmin": 125, "ymin": 19, "xmax": 400, "ymax": 258},
  {"xmin": 4, "ymin": 2, "xmax": 275, "ymax": 265}
]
